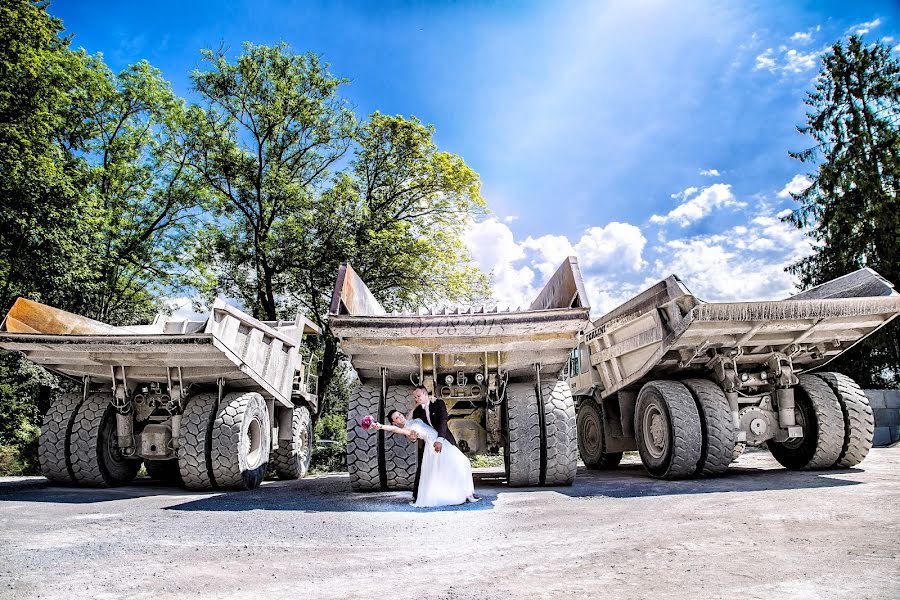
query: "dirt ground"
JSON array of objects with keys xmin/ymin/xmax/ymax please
[{"xmin": 0, "ymin": 448, "xmax": 898, "ymax": 600}]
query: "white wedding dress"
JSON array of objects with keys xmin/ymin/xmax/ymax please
[{"xmin": 406, "ymin": 418, "xmax": 475, "ymax": 507}]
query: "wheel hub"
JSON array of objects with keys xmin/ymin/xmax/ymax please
[{"xmin": 643, "ymin": 404, "xmax": 668, "ymax": 460}]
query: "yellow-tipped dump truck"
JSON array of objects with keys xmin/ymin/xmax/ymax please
[
  {"xmin": 0, "ymin": 299, "xmax": 320, "ymax": 490},
  {"xmin": 329, "ymin": 257, "xmax": 591, "ymax": 490},
  {"xmin": 566, "ymin": 268, "xmax": 900, "ymax": 479}
]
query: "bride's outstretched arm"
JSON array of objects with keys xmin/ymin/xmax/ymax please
[{"xmin": 372, "ymin": 423, "xmax": 412, "ymax": 436}]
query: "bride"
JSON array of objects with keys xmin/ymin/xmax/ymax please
[{"xmin": 373, "ymin": 410, "xmax": 478, "ymax": 507}]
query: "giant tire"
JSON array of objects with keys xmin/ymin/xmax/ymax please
[
  {"xmin": 69, "ymin": 393, "xmax": 142, "ymax": 487},
  {"xmin": 814, "ymin": 372, "xmax": 874, "ymax": 468},
  {"xmin": 383, "ymin": 385, "xmax": 417, "ymax": 490},
  {"xmin": 272, "ymin": 405, "xmax": 314, "ymax": 480},
  {"xmin": 767, "ymin": 374, "xmax": 844, "ymax": 470},
  {"xmin": 540, "ymin": 379, "xmax": 577, "ymax": 485},
  {"xmin": 634, "ymin": 380, "xmax": 702, "ymax": 480},
  {"xmin": 38, "ymin": 391, "xmax": 86, "ymax": 484},
  {"xmin": 576, "ymin": 395, "xmax": 623, "ymax": 470},
  {"xmin": 210, "ymin": 391, "xmax": 270, "ymax": 490},
  {"xmin": 178, "ymin": 392, "xmax": 218, "ymax": 490},
  {"xmin": 347, "ymin": 382, "xmax": 381, "ymax": 491},
  {"xmin": 682, "ymin": 379, "xmax": 736, "ymax": 476},
  {"xmin": 504, "ymin": 382, "xmax": 541, "ymax": 487}
]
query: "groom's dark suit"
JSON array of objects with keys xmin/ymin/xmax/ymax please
[{"xmin": 412, "ymin": 397, "xmax": 457, "ymax": 501}]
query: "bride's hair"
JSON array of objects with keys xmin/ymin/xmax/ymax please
[{"xmin": 386, "ymin": 409, "xmax": 402, "ymax": 424}]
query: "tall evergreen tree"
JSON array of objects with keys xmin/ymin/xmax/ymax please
[{"xmin": 786, "ymin": 35, "xmax": 900, "ymax": 386}]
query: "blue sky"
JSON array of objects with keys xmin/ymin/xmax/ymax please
[{"xmin": 52, "ymin": 0, "xmax": 900, "ymax": 313}]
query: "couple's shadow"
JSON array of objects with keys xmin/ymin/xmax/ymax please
[{"xmin": 165, "ymin": 471, "xmax": 506, "ymax": 513}]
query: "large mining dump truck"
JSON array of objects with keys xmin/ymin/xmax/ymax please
[
  {"xmin": 0, "ymin": 298, "xmax": 321, "ymax": 490},
  {"xmin": 566, "ymin": 268, "xmax": 900, "ymax": 480},
  {"xmin": 330, "ymin": 257, "xmax": 591, "ymax": 490}
]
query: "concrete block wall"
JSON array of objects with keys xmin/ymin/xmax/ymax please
[{"xmin": 865, "ymin": 389, "xmax": 900, "ymax": 447}]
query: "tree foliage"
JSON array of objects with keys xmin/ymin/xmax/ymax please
[
  {"xmin": 188, "ymin": 42, "xmax": 356, "ymax": 321},
  {"xmin": 787, "ymin": 35, "xmax": 900, "ymax": 386},
  {"xmin": 188, "ymin": 44, "xmax": 489, "ymax": 408}
]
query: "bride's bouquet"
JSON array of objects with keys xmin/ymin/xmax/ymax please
[{"xmin": 360, "ymin": 415, "xmax": 374, "ymax": 430}]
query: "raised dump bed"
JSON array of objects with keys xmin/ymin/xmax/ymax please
[
  {"xmin": 330, "ymin": 257, "xmax": 591, "ymax": 490},
  {"xmin": 566, "ymin": 268, "xmax": 900, "ymax": 479},
  {"xmin": 0, "ymin": 298, "xmax": 321, "ymax": 490}
]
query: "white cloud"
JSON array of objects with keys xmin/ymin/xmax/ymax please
[
  {"xmin": 790, "ymin": 31, "xmax": 812, "ymax": 43},
  {"xmin": 699, "ymin": 168, "xmax": 720, "ymax": 177},
  {"xmin": 465, "ymin": 218, "xmax": 535, "ymax": 308},
  {"xmin": 883, "ymin": 36, "xmax": 894, "ymax": 43},
  {"xmin": 504, "ymin": 215, "xmax": 519, "ymax": 223},
  {"xmin": 777, "ymin": 174, "xmax": 812, "ymax": 198},
  {"xmin": 521, "ymin": 233, "xmax": 576, "ymax": 278},
  {"xmin": 671, "ymin": 186, "xmax": 698, "ymax": 200},
  {"xmin": 782, "ymin": 48, "xmax": 820, "ymax": 73},
  {"xmin": 849, "ymin": 18, "xmax": 881, "ymax": 35},
  {"xmin": 575, "ymin": 223, "xmax": 647, "ymax": 272},
  {"xmin": 755, "ymin": 48, "xmax": 776, "ymax": 71},
  {"xmin": 650, "ymin": 183, "xmax": 746, "ymax": 227}
]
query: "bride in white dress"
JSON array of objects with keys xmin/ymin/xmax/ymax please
[{"xmin": 373, "ymin": 410, "xmax": 478, "ymax": 507}]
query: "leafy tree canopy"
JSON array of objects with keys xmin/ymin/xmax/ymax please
[{"xmin": 787, "ymin": 35, "xmax": 900, "ymax": 386}]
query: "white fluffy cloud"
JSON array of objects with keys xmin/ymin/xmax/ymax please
[
  {"xmin": 465, "ymin": 177, "xmax": 814, "ymax": 314},
  {"xmin": 465, "ymin": 218, "xmax": 535, "ymax": 308},
  {"xmin": 790, "ymin": 31, "xmax": 812, "ymax": 43},
  {"xmin": 650, "ymin": 183, "xmax": 745, "ymax": 227},
  {"xmin": 849, "ymin": 18, "xmax": 881, "ymax": 35},
  {"xmin": 777, "ymin": 174, "xmax": 812, "ymax": 198},
  {"xmin": 699, "ymin": 168, "xmax": 720, "ymax": 177},
  {"xmin": 755, "ymin": 48, "xmax": 776, "ymax": 71}
]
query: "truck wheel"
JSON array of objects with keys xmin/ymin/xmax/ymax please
[
  {"xmin": 814, "ymin": 372, "xmax": 874, "ymax": 468},
  {"xmin": 145, "ymin": 459, "xmax": 182, "ymax": 485},
  {"xmin": 69, "ymin": 393, "xmax": 142, "ymax": 486},
  {"xmin": 576, "ymin": 396, "xmax": 623, "ymax": 470},
  {"xmin": 504, "ymin": 382, "xmax": 541, "ymax": 487},
  {"xmin": 541, "ymin": 379, "xmax": 578, "ymax": 485},
  {"xmin": 767, "ymin": 374, "xmax": 843, "ymax": 470},
  {"xmin": 347, "ymin": 382, "xmax": 381, "ymax": 491},
  {"xmin": 383, "ymin": 385, "xmax": 417, "ymax": 490},
  {"xmin": 683, "ymin": 379, "xmax": 736, "ymax": 476},
  {"xmin": 210, "ymin": 391, "xmax": 270, "ymax": 490},
  {"xmin": 38, "ymin": 391, "xmax": 85, "ymax": 484},
  {"xmin": 272, "ymin": 405, "xmax": 313, "ymax": 480},
  {"xmin": 634, "ymin": 381, "xmax": 701, "ymax": 480},
  {"xmin": 178, "ymin": 392, "xmax": 218, "ymax": 490}
]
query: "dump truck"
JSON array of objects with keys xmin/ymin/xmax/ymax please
[
  {"xmin": 329, "ymin": 257, "xmax": 591, "ymax": 490},
  {"xmin": 566, "ymin": 268, "xmax": 900, "ymax": 479},
  {"xmin": 0, "ymin": 298, "xmax": 320, "ymax": 490}
]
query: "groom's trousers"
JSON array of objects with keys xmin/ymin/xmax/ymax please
[{"xmin": 412, "ymin": 439, "xmax": 425, "ymax": 500}]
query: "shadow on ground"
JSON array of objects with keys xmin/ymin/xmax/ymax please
[{"xmin": 0, "ymin": 459, "xmax": 864, "ymax": 512}]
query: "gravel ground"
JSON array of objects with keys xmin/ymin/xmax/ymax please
[{"xmin": 0, "ymin": 448, "xmax": 898, "ymax": 600}]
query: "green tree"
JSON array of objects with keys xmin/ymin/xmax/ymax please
[
  {"xmin": 187, "ymin": 44, "xmax": 490, "ymax": 409},
  {"xmin": 284, "ymin": 112, "xmax": 490, "ymax": 412},
  {"xmin": 72, "ymin": 58, "xmax": 206, "ymax": 325},
  {"xmin": 187, "ymin": 42, "xmax": 356, "ymax": 321},
  {"xmin": 0, "ymin": 0, "xmax": 95, "ymax": 313},
  {"xmin": 786, "ymin": 35, "xmax": 900, "ymax": 386}
]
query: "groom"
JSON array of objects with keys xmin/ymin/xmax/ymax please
[{"xmin": 410, "ymin": 384, "xmax": 457, "ymax": 503}]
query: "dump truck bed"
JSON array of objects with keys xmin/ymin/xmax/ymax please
[
  {"xmin": 0, "ymin": 298, "xmax": 320, "ymax": 407},
  {"xmin": 577, "ymin": 268, "xmax": 900, "ymax": 398},
  {"xmin": 329, "ymin": 257, "xmax": 591, "ymax": 381}
]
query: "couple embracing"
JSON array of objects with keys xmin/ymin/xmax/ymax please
[{"xmin": 372, "ymin": 385, "xmax": 480, "ymax": 507}]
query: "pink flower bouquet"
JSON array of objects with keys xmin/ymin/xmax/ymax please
[{"xmin": 361, "ymin": 415, "xmax": 373, "ymax": 430}]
